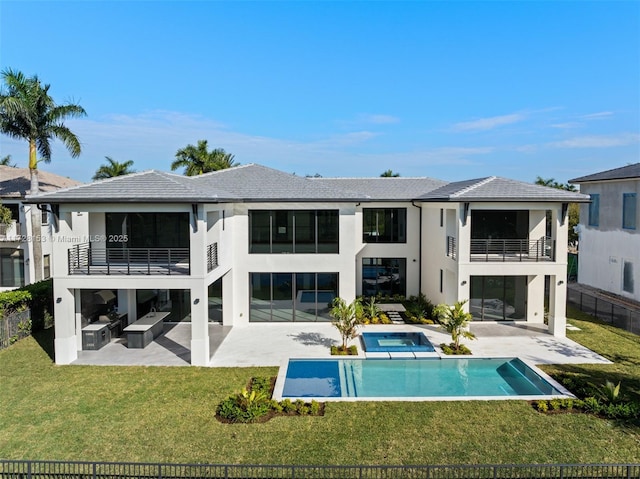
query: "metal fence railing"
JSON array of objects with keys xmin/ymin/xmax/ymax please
[
  {"xmin": 0, "ymin": 309, "xmax": 31, "ymax": 351},
  {"xmin": 470, "ymin": 237, "xmax": 554, "ymax": 262},
  {"xmin": 1, "ymin": 460, "xmax": 639, "ymax": 479},
  {"xmin": 567, "ymin": 287, "xmax": 640, "ymax": 335}
]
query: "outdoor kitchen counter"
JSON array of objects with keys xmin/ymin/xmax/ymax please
[{"xmin": 123, "ymin": 312, "xmax": 169, "ymax": 348}]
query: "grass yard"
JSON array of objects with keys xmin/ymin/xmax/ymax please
[{"xmin": 1, "ymin": 309, "xmax": 639, "ymax": 465}]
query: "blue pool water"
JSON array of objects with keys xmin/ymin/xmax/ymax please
[
  {"xmin": 361, "ymin": 332, "xmax": 435, "ymax": 352},
  {"xmin": 281, "ymin": 358, "xmax": 566, "ymax": 399}
]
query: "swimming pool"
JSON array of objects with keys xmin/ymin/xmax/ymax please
[
  {"xmin": 361, "ymin": 332, "xmax": 435, "ymax": 352},
  {"xmin": 276, "ymin": 357, "xmax": 571, "ymax": 401}
]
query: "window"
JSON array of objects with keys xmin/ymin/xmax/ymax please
[
  {"xmin": 105, "ymin": 213, "xmax": 189, "ymax": 248},
  {"xmin": 0, "ymin": 248, "xmax": 24, "ymax": 287},
  {"xmin": 43, "ymin": 254, "xmax": 51, "ymax": 279},
  {"xmin": 623, "ymin": 193, "xmax": 636, "ymax": 230},
  {"xmin": 363, "ymin": 208, "xmax": 407, "ymax": 243},
  {"xmin": 249, "ymin": 272, "xmax": 338, "ymax": 322},
  {"xmin": 588, "ymin": 194, "xmax": 600, "ymax": 227},
  {"xmin": 41, "ymin": 206, "xmax": 49, "ymax": 225},
  {"xmin": 469, "ymin": 276, "xmax": 527, "ymax": 321},
  {"xmin": 249, "ymin": 210, "xmax": 339, "ymax": 254},
  {"xmin": 439, "ymin": 269, "xmax": 443, "ymax": 293},
  {"xmin": 440, "ymin": 209, "xmax": 444, "ymax": 227},
  {"xmin": 623, "ymin": 261, "xmax": 634, "ymax": 294},
  {"xmin": 362, "ymin": 258, "xmax": 406, "ymax": 297}
]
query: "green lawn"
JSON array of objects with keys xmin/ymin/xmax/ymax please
[{"xmin": 1, "ymin": 310, "xmax": 639, "ymax": 465}]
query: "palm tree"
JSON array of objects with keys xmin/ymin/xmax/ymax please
[
  {"xmin": 171, "ymin": 139, "xmax": 237, "ymax": 176},
  {"xmin": 380, "ymin": 169, "xmax": 400, "ymax": 177},
  {"xmin": 0, "ymin": 68, "xmax": 86, "ymax": 281},
  {"xmin": 329, "ymin": 297, "xmax": 361, "ymax": 352},
  {"xmin": 93, "ymin": 157, "xmax": 135, "ymax": 180},
  {"xmin": 433, "ymin": 300, "xmax": 476, "ymax": 352},
  {"xmin": 0, "ymin": 154, "xmax": 16, "ymax": 167}
]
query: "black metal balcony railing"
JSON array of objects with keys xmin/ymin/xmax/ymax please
[
  {"xmin": 0, "ymin": 221, "xmax": 21, "ymax": 240},
  {"xmin": 68, "ymin": 243, "xmax": 190, "ymax": 275},
  {"xmin": 446, "ymin": 235, "xmax": 456, "ymax": 260},
  {"xmin": 470, "ymin": 236, "xmax": 555, "ymax": 262},
  {"xmin": 206, "ymin": 242, "xmax": 218, "ymax": 272}
]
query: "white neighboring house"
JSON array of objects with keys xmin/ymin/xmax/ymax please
[
  {"xmin": 0, "ymin": 165, "xmax": 83, "ymax": 291},
  {"xmin": 570, "ymin": 163, "xmax": 640, "ymax": 303},
  {"xmin": 26, "ymin": 164, "xmax": 588, "ymax": 366}
]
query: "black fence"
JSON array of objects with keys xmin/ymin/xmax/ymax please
[
  {"xmin": 1, "ymin": 460, "xmax": 639, "ymax": 479},
  {"xmin": 567, "ymin": 288, "xmax": 640, "ymax": 335},
  {"xmin": 0, "ymin": 309, "xmax": 31, "ymax": 351}
]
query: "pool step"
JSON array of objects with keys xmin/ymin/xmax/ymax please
[{"xmin": 386, "ymin": 311, "xmax": 405, "ymax": 324}]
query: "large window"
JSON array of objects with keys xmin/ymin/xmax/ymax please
[
  {"xmin": 588, "ymin": 194, "xmax": 600, "ymax": 227},
  {"xmin": 0, "ymin": 248, "xmax": 25, "ymax": 287},
  {"xmin": 363, "ymin": 208, "xmax": 406, "ymax": 243},
  {"xmin": 249, "ymin": 210, "xmax": 339, "ymax": 254},
  {"xmin": 471, "ymin": 210, "xmax": 528, "ymax": 239},
  {"xmin": 623, "ymin": 193, "xmax": 636, "ymax": 230},
  {"xmin": 250, "ymin": 272, "xmax": 338, "ymax": 322},
  {"xmin": 469, "ymin": 276, "xmax": 527, "ymax": 321},
  {"xmin": 362, "ymin": 258, "xmax": 406, "ymax": 297},
  {"xmin": 105, "ymin": 213, "xmax": 190, "ymax": 249}
]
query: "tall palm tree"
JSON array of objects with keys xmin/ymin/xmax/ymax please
[
  {"xmin": 171, "ymin": 139, "xmax": 237, "ymax": 176},
  {"xmin": 0, "ymin": 68, "xmax": 86, "ymax": 281},
  {"xmin": 93, "ymin": 156, "xmax": 135, "ymax": 180}
]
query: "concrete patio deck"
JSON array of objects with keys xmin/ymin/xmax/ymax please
[{"xmin": 72, "ymin": 320, "xmax": 611, "ymax": 367}]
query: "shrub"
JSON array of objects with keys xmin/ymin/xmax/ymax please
[
  {"xmin": 280, "ymin": 399, "xmax": 295, "ymax": 413},
  {"xmin": 310, "ymin": 400, "xmax": 320, "ymax": 415},
  {"xmin": 536, "ymin": 400, "xmax": 549, "ymax": 412},
  {"xmin": 440, "ymin": 343, "xmax": 471, "ymax": 355},
  {"xmin": 331, "ymin": 345, "xmax": 358, "ymax": 355}
]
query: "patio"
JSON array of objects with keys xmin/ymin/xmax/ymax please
[{"xmin": 72, "ymin": 320, "xmax": 611, "ymax": 367}]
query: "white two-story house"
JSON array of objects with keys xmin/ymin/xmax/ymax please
[
  {"xmin": 570, "ymin": 163, "xmax": 640, "ymax": 303},
  {"xmin": 27, "ymin": 164, "xmax": 588, "ymax": 366},
  {"xmin": 0, "ymin": 165, "xmax": 82, "ymax": 290}
]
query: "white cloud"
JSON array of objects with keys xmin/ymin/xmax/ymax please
[
  {"xmin": 550, "ymin": 122, "xmax": 582, "ymax": 129},
  {"xmin": 451, "ymin": 113, "xmax": 526, "ymax": 132},
  {"xmin": 360, "ymin": 114, "xmax": 400, "ymax": 124},
  {"xmin": 579, "ymin": 111, "xmax": 614, "ymax": 120},
  {"xmin": 548, "ymin": 133, "xmax": 640, "ymax": 149}
]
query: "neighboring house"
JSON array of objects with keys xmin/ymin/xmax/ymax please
[
  {"xmin": 26, "ymin": 164, "xmax": 588, "ymax": 366},
  {"xmin": 0, "ymin": 166, "xmax": 82, "ymax": 291},
  {"xmin": 569, "ymin": 163, "xmax": 640, "ymax": 303}
]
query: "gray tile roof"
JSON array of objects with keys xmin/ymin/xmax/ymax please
[
  {"xmin": 25, "ymin": 164, "xmax": 588, "ymax": 204},
  {"xmin": 310, "ymin": 177, "xmax": 448, "ymax": 201},
  {"xmin": 190, "ymin": 164, "xmax": 365, "ymax": 201},
  {"xmin": 419, "ymin": 177, "xmax": 590, "ymax": 202},
  {"xmin": 26, "ymin": 170, "xmax": 219, "ymax": 203},
  {"xmin": 1, "ymin": 166, "xmax": 81, "ymax": 198},
  {"xmin": 569, "ymin": 163, "xmax": 640, "ymax": 183}
]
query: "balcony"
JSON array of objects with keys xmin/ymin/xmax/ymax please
[
  {"xmin": 0, "ymin": 222, "xmax": 21, "ymax": 241},
  {"xmin": 68, "ymin": 243, "xmax": 190, "ymax": 275},
  {"xmin": 470, "ymin": 237, "xmax": 554, "ymax": 262}
]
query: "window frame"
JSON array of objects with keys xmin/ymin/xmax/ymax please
[
  {"xmin": 622, "ymin": 193, "xmax": 636, "ymax": 230},
  {"xmin": 588, "ymin": 194, "xmax": 600, "ymax": 227},
  {"xmin": 362, "ymin": 208, "xmax": 407, "ymax": 243}
]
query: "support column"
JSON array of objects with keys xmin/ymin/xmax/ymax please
[
  {"xmin": 548, "ymin": 275, "xmax": 567, "ymax": 337},
  {"xmin": 190, "ymin": 283, "xmax": 210, "ymax": 366},
  {"xmin": 222, "ymin": 271, "xmax": 234, "ymax": 326},
  {"xmin": 53, "ymin": 286, "xmax": 78, "ymax": 364},
  {"xmin": 527, "ymin": 275, "xmax": 545, "ymax": 324}
]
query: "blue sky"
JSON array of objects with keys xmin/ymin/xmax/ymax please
[{"xmin": 1, "ymin": 0, "xmax": 638, "ymax": 184}]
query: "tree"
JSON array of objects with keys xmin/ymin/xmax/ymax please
[
  {"xmin": 380, "ymin": 169, "xmax": 400, "ymax": 177},
  {"xmin": 0, "ymin": 154, "xmax": 16, "ymax": 167},
  {"xmin": 329, "ymin": 297, "xmax": 361, "ymax": 352},
  {"xmin": 433, "ymin": 300, "xmax": 476, "ymax": 353},
  {"xmin": 93, "ymin": 157, "xmax": 135, "ymax": 180},
  {"xmin": 534, "ymin": 176, "xmax": 579, "ymax": 244},
  {"xmin": 0, "ymin": 68, "xmax": 86, "ymax": 281},
  {"xmin": 171, "ymin": 139, "xmax": 237, "ymax": 176}
]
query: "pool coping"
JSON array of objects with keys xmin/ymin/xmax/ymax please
[{"xmin": 272, "ymin": 356, "xmax": 575, "ymax": 402}]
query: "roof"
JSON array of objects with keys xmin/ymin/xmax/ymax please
[
  {"xmin": 310, "ymin": 177, "xmax": 447, "ymax": 201},
  {"xmin": 418, "ymin": 176, "xmax": 590, "ymax": 202},
  {"xmin": 569, "ymin": 163, "xmax": 640, "ymax": 183},
  {"xmin": 0, "ymin": 166, "xmax": 81, "ymax": 198},
  {"xmin": 24, "ymin": 163, "xmax": 589, "ymax": 204}
]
